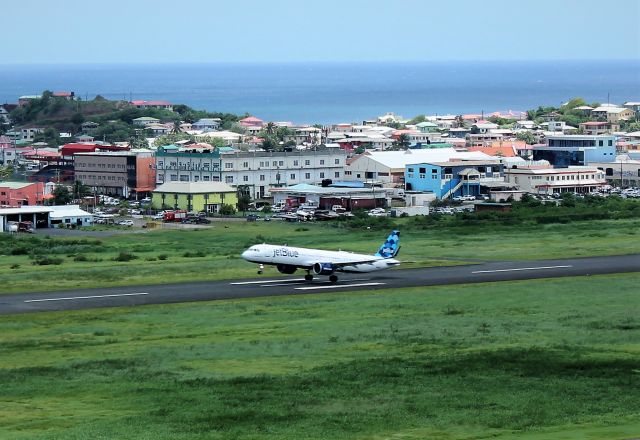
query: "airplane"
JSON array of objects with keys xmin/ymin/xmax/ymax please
[{"xmin": 241, "ymin": 230, "xmax": 400, "ymax": 283}]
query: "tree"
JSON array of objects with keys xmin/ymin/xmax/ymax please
[
  {"xmin": 237, "ymin": 193, "xmax": 252, "ymax": 212},
  {"xmin": 516, "ymin": 131, "xmax": 536, "ymax": 145},
  {"xmin": 407, "ymin": 114, "xmax": 426, "ymax": 125},
  {"xmin": 393, "ymin": 133, "xmax": 411, "ymax": 150},
  {"xmin": 73, "ymin": 180, "xmax": 91, "ymax": 199},
  {"xmin": 71, "ymin": 112, "xmax": 85, "ymax": 125},
  {"xmin": 219, "ymin": 204, "xmax": 236, "ymax": 215},
  {"xmin": 52, "ymin": 185, "xmax": 72, "ymax": 205}
]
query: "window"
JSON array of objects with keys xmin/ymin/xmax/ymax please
[
  {"xmin": 335, "ymin": 159, "xmax": 340, "ymax": 164},
  {"xmin": 599, "ymin": 140, "xmax": 603, "ymax": 147},
  {"xmin": 203, "ymin": 175, "xmax": 210, "ymax": 181},
  {"xmin": 243, "ymin": 175, "xmax": 249, "ymax": 182},
  {"xmin": 408, "ymin": 168, "xmax": 414, "ymax": 173},
  {"xmin": 260, "ymin": 161, "xmax": 265, "ymax": 167},
  {"xmin": 320, "ymin": 159, "xmax": 325, "ymax": 165},
  {"xmin": 225, "ymin": 162, "xmax": 233, "ymax": 168},
  {"xmin": 305, "ymin": 160, "xmax": 310, "ymax": 166},
  {"xmin": 225, "ymin": 176, "xmax": 234, "ymax": 183},
  {"xmin": 194, "ymin": 176, "xmax": 200, "ymax": 182},
  {"xmin": 345, "ymin": 171, "xmax": 352, "ymax": 176},
  {"xmin": 278, "ymin": 161, "xmax": 284, "ymax": 166},
  {"xmin": 335, "ymin": 172, "xmax": 340, "ymax": 178},
  {"xmin": 320, "ymin": 172, "xmax": 325, "ymax": 178},
  {"xmin": 305, "ymin": 173, "xmax": 311, "ymax": 179},
  {"xmin": 272, "ymin": 161, "xmax": 277, "ymax": 166},
  {"xmin": 609, "ymin": 140, "xmax": 613, "ymax": 146},
  {"xmin": 294, "ymin": 160, "xmax": 299, "ymax": 166},
  {"xmin": 419, "ymin": 167, "xmax": 426, "ymax": 174},
  {"xmin": 243, "ymin": 162, "xmax": 249, "ymax": 168},
  {"xmin": 170, "ymin": 174, "xmax": 178, "ymax": 181},
  {"xmin": 179, "ymin": 175, "xmax": 189, "ymax": 182},
  {"xmin": 260, "ymin": 174, "xmax": 265, "ymax": 181},
  {"xmin": 290, "ymin": 173, "xmax": 296, "ymax": 179}
]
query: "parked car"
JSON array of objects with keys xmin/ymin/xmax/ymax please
[
  {"xmin": 118, "ymin": 220, "xmax": 134, "ymax": 226},
  {"xmin": 246, "ymin": 214, "xmax": 261, "ymax": 222},
  {"xmin": 368, "ymin": 208, "xmax": 387, "ymax": 217}
]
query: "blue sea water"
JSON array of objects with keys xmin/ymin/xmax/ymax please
[{"xmin": 0, "ymin": 61, "xmax": 638, "ymax": 124}]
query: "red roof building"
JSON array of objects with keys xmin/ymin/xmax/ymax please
[{"xmin": 239, "ymin": 116, "xmax": 264, "ymax": 128}]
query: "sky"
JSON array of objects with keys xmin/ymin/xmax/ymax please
[{"xmin": 3, "ymin": 0, "xmax": 639, "ymax": 64}]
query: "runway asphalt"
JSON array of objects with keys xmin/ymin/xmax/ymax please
[{"xmin": 1, "ymin": 254, "xmax": 638, "ymax": 315}]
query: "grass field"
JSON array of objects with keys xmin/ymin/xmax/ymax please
[
  {"xmin": 1, "ymin": 273, "xmax": 639, "ymax": 439},
  {"xmin": 1, "ymin": 217, "xmax": 639, "ymax": 294}
]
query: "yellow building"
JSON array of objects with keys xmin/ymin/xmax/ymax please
[{"xmin": 152, "ymin": 182, "xmax": 238, "ymax": 213}]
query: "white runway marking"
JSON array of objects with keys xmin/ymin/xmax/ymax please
[
  {"xmin": 230, "ymin": 278, "xmax": 305, "ymax": 285},
  {"xmin": 24, "ymin": 292, "xmax": 149, "ymax": 303},
  {"xmin": 295, "ymin": 282, "xmax": 386, "ymax": 291},
  {"xmin": 261, "ymin": 278, "xmax": 372, "ymax": 287},
  {"xmin": 471, "ymin": 265, "xmax": 572, "ymax": 274}
]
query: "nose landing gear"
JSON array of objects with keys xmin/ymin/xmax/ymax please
[
  {"xmin": 257, "ymin": 264, "xmax": 264, "ymax": 275},
  {"xmin": 304, "ymin": 273, "xmax": 314, "ymax": 281}
]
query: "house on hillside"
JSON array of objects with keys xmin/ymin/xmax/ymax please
[
  {"xmin": 130, "ymin": 100, "xmax": 173, "ymax": 111},
  {"xmin": 192, "ymin": 118, "xmax": 221, "ymax": 132},
  {"xmin": 239, "ymin": 116, "xmax": 264, "ymax": 128},
  {"xmin": 591, "ymin": 106, "xmax": 635, "ymax": 123},
  {"xmin": 133, "ymin": 116, "xmax": 160, "ymax": 126}
]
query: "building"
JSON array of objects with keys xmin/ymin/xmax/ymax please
[
  {"xmin": 220, "ymin": 148, "xmax": 347, "ymax": 199},
  {"xmin": 151, "ymin": 181, "xmax": 237, "ymax": 213},
  {"xmin": 130, "ymin": 100, "xmax": 173, "ymax": 111},
  {"xmin": 74, "ymin": 151, "xmax": 156, "ymax": 197},
  {"xmin": 533, "ymin": 135, "xmax": 617, "ymax": 167},
  {"xmin": 591, "ymin": 106, "xmax": 635, "ymax": 123},
  {"xmin": 623, "ymin": 102, "xmax": 640, "ymax": 117},
  {"xmin": 192, "ymin": 118, "xmax": 221, "ymax": 132},
  {"xmin": 270, "ymin": 183, "xmax": 388, "ymax": 210},
  {"xmin": 579, "ymin": 121, "xmax": 619, "ymax": 135},
  {"xmin": 0, "ymin": 182, "xmax": 47, "ymax": 207},
  {"xmin": 346, "ymin": 148, "xmax": 493, "ymax": 186},
  {"xmin": 504, "ymin": 166, "xmax": 605, "ymax": 194},
  {"xmin": 48, "ymin": 205, "xmax": 93, "ymax": 227},
  {"xmin": 591, "ymin": 157, "xmax": 640, "ymax": 187},
  {"xmin": 155, "ymin": 145, "xmax": 221, "ymax": 184},
  {"xmin": 404, "ymin": 160, "xmax": 506, "ymax": 199},
  {"xmin": 0, "ymin": 206, "xmax": 52, "ymax": 232},
  {"xmin": 132, "ymin": 116, "xmax": 160, "ymax": 126},
  {"xmin": 239, "ymin": 116, "xmax": 264, "ymax": 128}
]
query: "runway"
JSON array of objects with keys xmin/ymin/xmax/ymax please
[{"xmin": 1, "ymin": 254, "xmax": 638, "ymax": 315}]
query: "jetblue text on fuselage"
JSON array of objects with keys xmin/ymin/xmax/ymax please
[{"xmin": 273, "ymin": 248, "xmax": 299, "ymax": 258}]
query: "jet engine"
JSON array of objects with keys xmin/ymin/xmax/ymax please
[
  {"xmin": 312, "ymin": 262, "xmax": 335, "ymax": 275},
  {"xmin": 276, "ymin": 264, "xmax": 297, "ymax": 274}
]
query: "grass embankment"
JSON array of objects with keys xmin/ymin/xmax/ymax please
[
  {"xmin": 0, "ymin": 217, "xmax": 639, "ymax": 294},
  {"xmin": 1, "ymin": 274, "xmax": 639, "ymax": 439}
]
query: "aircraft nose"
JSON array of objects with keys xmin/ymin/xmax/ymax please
[{"xmin": 241, "ymin": 250, "xmax": 250, "ymax": 260}]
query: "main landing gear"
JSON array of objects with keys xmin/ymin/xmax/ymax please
[
  {"xmin": 304, "ymin": 272, "xmax": 338, "ymax": 283},
  {"xmin": 257, "ymin": 264, "xmax": 264, "ymax": 275}
]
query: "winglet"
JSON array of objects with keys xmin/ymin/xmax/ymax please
[{"xmin": 375, "ymin": 230, "xmax": 400, "ymax": 259}]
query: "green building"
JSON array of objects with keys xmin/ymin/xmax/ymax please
[{"xmin": 152, "ymin": 182, "xmax": 238, "ymax": 213}]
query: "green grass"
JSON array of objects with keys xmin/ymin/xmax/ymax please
[
  {"xmin": 0, "ymin": 218, "xmax": 639, "ymax": 294},
  {"xmin": 1, "ymin": 274, "xmax": 639, "ymax": 439}
]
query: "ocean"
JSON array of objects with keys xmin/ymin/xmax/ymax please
[{"xmin": 0, "ymin": 60, "xmax": 638, "ymax": 124}]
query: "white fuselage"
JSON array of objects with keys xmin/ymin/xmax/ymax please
[{"xmin": 241, "ymin": 244, "xmax": 400, "ymax": 273}]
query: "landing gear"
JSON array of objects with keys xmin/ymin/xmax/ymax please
[
  {"xmin": 304, "ymin": 273, "xmax": 314, "ymax": 281},
  {"xmin": 329, "ymin": 275, "xmax": 338, "ymax": 284},
  {"xmin": 257, "ymin": 264, "xmax": 264, "ymax": 275}
]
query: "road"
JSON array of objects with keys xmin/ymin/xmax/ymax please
[{"xmin": 1, "ymin": 254, "xmax": 638, "ymax": 315}]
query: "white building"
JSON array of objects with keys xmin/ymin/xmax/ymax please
[
  {"xmin": 48, "ymin": 205, "xmax": 93, "ymax": 227},
  {"xmin": 504, "ymin": 166, "xmax": 606, "ymax": 194},
  {"xmin": 220, "ymin": 148, "xmax": 347, "ymax": 199},
  {"xmin": 192, "ymin": 118, "xmax": 221, "ymax": 132},
  {"xmin": 345, "ymin": 148, "xmax": 493, "ymax": 186}
]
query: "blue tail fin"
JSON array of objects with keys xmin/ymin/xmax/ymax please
[{"xmin": 375, "ymin": 230, "xmax": 400, "ymax": 259}]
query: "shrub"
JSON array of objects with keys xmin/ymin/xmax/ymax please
[
  {"xmin": 183, "ymin": 251, "xmax": 206, "ymax": 258},
  {"xmin": 10, "ymin": 263, "xmax": 20, "ymax": 269},
  {"xmin": 219, "ymin": 204, "xmax": 236, "ymax": 215},
  {"xmin": 157, "ymin": 254, "xmax": 168, "ymax": 260},
  {"xmin": 33, "ymin": 257, "xmax": 64, "ymax": 266},
  {"xmin": 112, "ymin": 251, "xmax": 138, "ymax": 262},
  {"xmin": 11, "ymin": 247, "xmax": 29, "ymax": 255},
  {"xmin": 74, "ymin": 254, "xmax": 88, "ymax": 262}
]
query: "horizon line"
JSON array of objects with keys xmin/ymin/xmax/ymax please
[{"xmin": 1, "ymin": 58, "xmax": 639, "ymax": 67}]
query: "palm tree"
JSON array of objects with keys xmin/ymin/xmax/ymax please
[
  {"xmin": 171, "ymin": 120, "xmax": 182, "ymax": 134},
  {"xmin": 395, "ymin": 133, "xmax": 411, "ymax": 150},
  {"xmin": 265, "ymin": 122, "xmax": 276, "ymax": 137}
]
